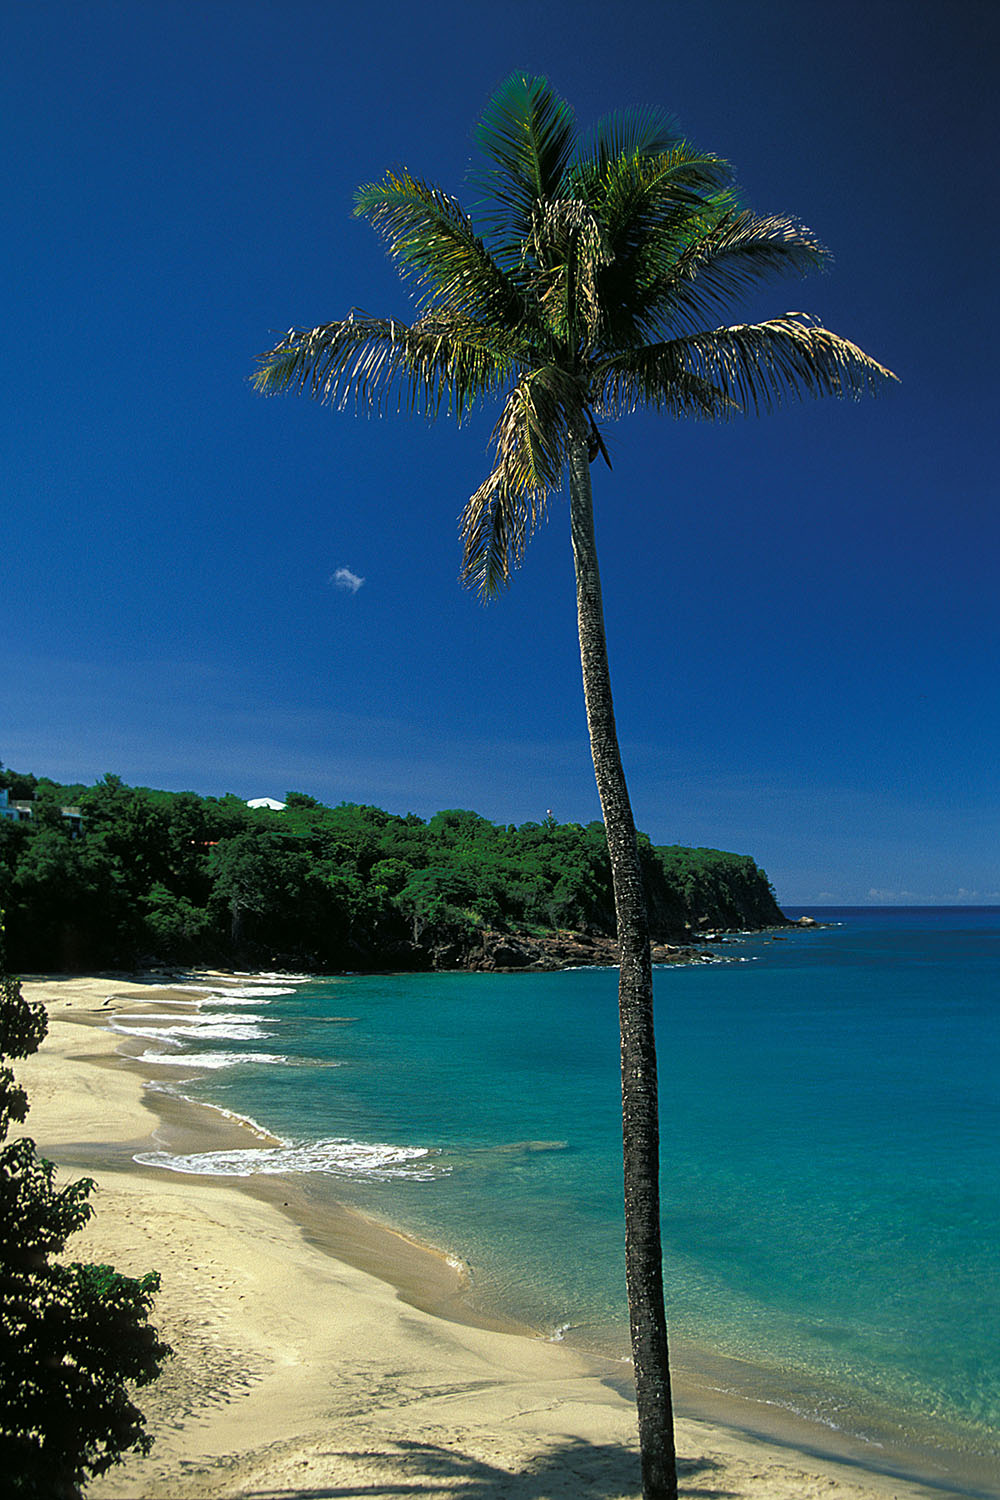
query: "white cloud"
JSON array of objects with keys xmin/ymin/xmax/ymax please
[{"xmin": 331, "ymin": 566, "xmax": 365, "ymax": 594}]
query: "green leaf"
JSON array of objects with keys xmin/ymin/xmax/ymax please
[
  {"xmin": 354, "ymin": 170, "xmax": 523, "ymax": 329},
  {"xmin": 471, "ymin": 73, "xmax": 577, "ymax": 254}
]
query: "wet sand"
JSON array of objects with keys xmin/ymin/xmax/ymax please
[{"xmin": 13, "ymin": 973, "xmax": 952, "ymax": 1499}]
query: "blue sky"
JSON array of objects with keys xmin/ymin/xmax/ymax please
[{"xmin": 3, "ymin": 0, "xmax": 996, "ymax": 906}]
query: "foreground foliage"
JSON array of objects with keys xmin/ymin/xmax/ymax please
[
  {"xmin": 0, "ymin": 936, "xmax": 170, "ymax": 1496},
  {"xmin": 0, "ymin": 768, "xmax": 783, "ymax": 973}
]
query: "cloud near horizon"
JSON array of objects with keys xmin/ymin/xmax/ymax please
[{"xmin": 331, "ymin": 566, "xmax": 365, "ymax": 594}]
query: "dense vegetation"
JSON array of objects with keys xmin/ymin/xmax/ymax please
[
  {"xmin": 0, "ymin": 932, "xmax": 170, "ymax": 1495},
  {"xmin": 0, "ymin": 768, "xmax": 785, "ymax": 973}
]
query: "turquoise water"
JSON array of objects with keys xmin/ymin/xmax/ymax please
[{"xmin": 126, "ymin": 909, "xmax": 1000, "ymax": 1492}]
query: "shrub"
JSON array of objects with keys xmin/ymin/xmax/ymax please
[{"xmin": 0, "ymin": 945, "xmax": 171, "ymax": 1497}]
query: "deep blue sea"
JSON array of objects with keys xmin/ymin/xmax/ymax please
[{"xmin": 121, "ymin": 908, "xmax": 999, "ymax": 1494}]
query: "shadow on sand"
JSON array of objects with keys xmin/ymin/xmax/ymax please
[{"xmin": 215, "ymin": 1435, "xmax": 734, "ymax": 1500}]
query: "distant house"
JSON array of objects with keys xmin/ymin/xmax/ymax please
[
  {"xmin": 59, "ymin": 806, "xmax": 84, "ymax": 837},
  {"xmin": 246, "ymin": 797, "xmax": 287, "ymax": 812},
  {"xmin": 0, "ymin": 789, "xmax": 83, "ymax": 836},
  {"xmin": 0, "ymin": 790, "xmax": 26, "ymax": 822}
]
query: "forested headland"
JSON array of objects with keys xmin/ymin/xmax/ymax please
[{"xmin": 0, "ymin": 768, "xmax": 787, "ymax": 974}]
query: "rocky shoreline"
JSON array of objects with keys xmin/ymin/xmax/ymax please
[
  {"xmin": 467, "ymin": 928, "xmax": 694, "ymax": 971},
  {"xmin": 412, "ymin": 920, "xmax": 811, "ymax": 973},
  {"xmin": 467, "ymin": 914, "xmax": 819, "ymax": 972},
  {"xmin": 145, "ymin": 920, "xmax": 815, "ymax": 981}
]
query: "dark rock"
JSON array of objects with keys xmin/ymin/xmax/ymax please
[
  {"xmin": 466, "ymin": 929, "xmax": 619, "ymax": 972},
  {"xmin": 651, "ymin": 943, "xmax": 698, "ymax": 964}
]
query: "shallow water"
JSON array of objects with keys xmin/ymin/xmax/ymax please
[{"xmin": 127, "ymin": 909, "xmax": 1000, "ymax": 1494}]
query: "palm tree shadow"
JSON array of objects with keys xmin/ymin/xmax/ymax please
[{"xmin": 238, "ymin": 1435, "xmax": 735, "ymax": 1500}]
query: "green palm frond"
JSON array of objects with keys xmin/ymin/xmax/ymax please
[
  {"xmin": 354, "ymin": 171, "xmax": 525, "ymax": 330},
  {"xmin": 597, "ymin": 315, "xmax": 896, "ymax": 420},
  {"xmin": 595, "ymin": 343, "xmax": 735, "ymax": 420},
  {"xmin": 637, "ymin": 210, "xmax": 832, "ymax": 338},
  {"xmin": 585, "ymin": 105, "xmax": 686, "ymax": 171},
  {"xmin": 578, "ymin": 142, "xmax": 733, "ymax": 251},
  {"xmin": 253, "ymin": 310, "xmax": 519, "ymax": 422},
  {"xmin": 573, "ymin": 146, "xmax": 736, "ymax": 348},
  {"xmin": 459, "ymin": 463, "xmax": 547, "ymax": 602},
  {"xmin": 688, "ymin": 315, "xmax": 898, "ymax": 412},
  {"xmin": 472, "ymin": 74, "xmax": 577, "ymax": 257},
  {"xmin": 459, "ymin": 366, "xmax": 579, "ymax": 598}
]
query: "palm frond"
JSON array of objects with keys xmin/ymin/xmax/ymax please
[
  {"xmin": 354, "ymin": 171, "xmax": 524, "ymax": 330},
  {"xmin": 584, "ymin": 105, "xmax": 686, "ymax": 170},
  {"xmin": 597, "ymin": 315, "xmax": 897, "ymax": 420},
  {"xmin": 253, "ymin": 310, "xmax": 519, "ymax": 422},
  {"xmin": 459, "ymin": 366, "xmax": 579, "ymax": 598},
  {"xmin": 576, "ymin": 142, "xmax": 732, "ymax": 248},
  {"xmin": 472, "ymin": 73, "xmax": 577, "ymax": 258},
  {"xmin": 595, "ymin": 343, "xmax": 735, "ymax": 420},
  {"xmin": 571, "ymin": 146, "xmax": 736, "ymax": 348},
  {"xmin": 635, "ymin": 210, "xmax": 832, "ymax": 338},
  {"xmin": 685, "ymin": 315, "xmax": 898, "ymax": 412}
]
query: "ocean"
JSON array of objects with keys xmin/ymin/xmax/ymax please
[{"xmin": 121, "ymin": 908, "xmax": 1000, "ymax": 1496}]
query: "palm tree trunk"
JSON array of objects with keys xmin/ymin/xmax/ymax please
[{"xmin": 567, "ymin": 427, "xmax": 677, "ymax": 1500}]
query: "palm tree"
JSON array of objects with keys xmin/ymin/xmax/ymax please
[{"xmin": 253, "ymin": 73, "xmax": 895, "ymax": 1500}]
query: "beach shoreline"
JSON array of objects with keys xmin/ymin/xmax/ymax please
[{"xmin": 11, "ymin": 972, "xmax": 969, "ymax": 1499}]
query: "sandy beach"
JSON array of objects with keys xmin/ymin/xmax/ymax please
[{"xmin": 12, "ymin": 973, "xmax": 949, "ymax": 1500}]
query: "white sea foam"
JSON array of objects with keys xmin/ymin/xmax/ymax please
[
  {"xmin": 232, "ymin": 970, "xmax": 314, "ymax": 983},
  {"xmin": 134, "ymin": 1138, "xmax": 445, "ymax": 1181},
  {"xmin": 113, "ymin": 1013, "xmax": 274, "ymax": 1043},
  {"xmin": 114, "ymin": 1027, "xmax": 185, "ymax": 1051},
  {"xmin": 112, "ymin": 1012, "xmax": 214, "ymax": 1034},
  {"xmin": 205, "ymin": 985, "xmax": 296, "ymax": 1000},
  {"xmin": 171, "ymin": 982, "xmax": 298, "ymax": 1000},
  {"xmin": 135, "ymin": 1049, "xmax": 290, "ymax": 1070},
  {"xmin": 125, "ymin": 1026, "xmax": 271, "ymax": 1044}
]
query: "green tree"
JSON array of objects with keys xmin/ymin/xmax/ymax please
[
  {"xmin": 0, "ymin": 936, "xmax": 170, "ymax": 1496},
  {"xmin": 284, "ymin": 791, "xmax": 321, "ymax": 809},
  {"xmin": 0, "ymin": 767, "xmax": 38, "ymax": 801},
  {"xmin": 258, "ymin": 74, "xmax": 895, "ymax": 1497},
  {"xmin": 77, "ymin": 777, "xmax": 171, "ymax": 898},
  {"xmin": 141, "ymin": 883, "xmax": 211, "ymax": 962},
  {"xmin": 208, "ymin": 830, "xmax": 324, "ymax": 957},
  {"xmin": 7, "ymin": 825, "xmax": 130, "ymax": 972}
]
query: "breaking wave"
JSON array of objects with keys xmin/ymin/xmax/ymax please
[
  {"xmin": 113, "ymin": 1013, "xmax": 275, "ymax": 1043},
  {"xmin": 135, "ymin": 1049, "xmax": 292, "ymax": 1070},
  {"xmin": 134, "ymin": 1137, "xmax": 445, "ymax": 1181}
]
